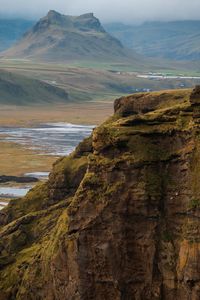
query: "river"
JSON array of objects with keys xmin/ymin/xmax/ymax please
[{"xmin": 0, "ymin": 122, "xmax": 94, "ymax": 207}]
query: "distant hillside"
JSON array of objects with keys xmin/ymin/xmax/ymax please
[
  {"xmin": 104, "ymin": 21, "xmax": 200, "ymax": 61},
  {"xmin": 0, "ymin": 70, "xmax": 69, "ymax": 105},
  {"xmin": 1, "ymin": 11, "xmax": 139, "ymax": 62},
  {"xmin": 0, "ymin": 19, "xmax": 35, "ymax": 51}
]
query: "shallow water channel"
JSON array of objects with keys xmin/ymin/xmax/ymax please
[{"xmin": 0, "ymin": 122, "xmax": 94, "ymax": 208}]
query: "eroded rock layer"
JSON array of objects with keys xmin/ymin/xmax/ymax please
[{"xmin": 0, "ymin": 88, "xmax": 200, "ymax": 299}]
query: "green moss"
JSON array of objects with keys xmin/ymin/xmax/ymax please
[
  {"xmin": 9, "ymin": 230, "xmax": 28, "ymax": 253},
  {"xmin": 176, "ymin": 114, "xmax": 193, "ymax": 130},
  {"xmin": 0, "ymin": 201, "xmax": 68, "ymax": 293},
  {"xmin": 189, "ymin": 198, "xmax": 200, "ymax": 209},
  {"xmin": 51, "ymin": 152, "xmax": 88, "ymax": 189},
  {"xmin": 2, "ymin": 182, "xmax": 49, "ymax": 222},
  {"xmin": 0, "ymin": 243, "xmax": 41, "ymax": 290},
  {"xmin": 182, "ymin": 220, "xmax": 200, "ymax": 243},
  {"xmin": 1, "ymin": 88, "xmax": 200, "ymax": 297},
  {"xmin": 162, "ymin": 231, "xmax": 173, "ymax": 242},
  {"xmin": 0, "ymin": 255, "xmax": 15, "ymax": 268},
  {"xmin": 83, "ymin": 172, "xmax": 100, "ymax": 187},
  {"xmin": 105, "ymin": 182, "xmax": 124, "ymax": 197},
  {"xmin": 41, "ymin": 209, "xmax": 69, "ymax": 273}
]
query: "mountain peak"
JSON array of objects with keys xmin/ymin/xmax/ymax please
[
  {"xmin": 45, "ymin": 10, "xmax": 65, "ymax": 25},
  {"xmin": 2, "ymin": 10, "xmax": 128, "ymax": 62},
  {"xmin": 47, "ymin": 10, "xmax": 61, "ymax": 17},
  {"xmin": 78, "ymin": 13, "xmax": 94, "ymax": 19},
  {"xmin": 75, "ymin": 13, "xmax": 105, "ymax": 33},
  {"xmin": 34, "ymin": 11, "xmax": 105, "ymax": 33}
]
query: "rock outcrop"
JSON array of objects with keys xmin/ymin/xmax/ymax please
[
  {"xmin": 0, "ymin": 88, "xmax": 200, "ymax": 299},
  {"xmin": 0, "ymin": 175, "xmax": 38, "ymax": 184}
]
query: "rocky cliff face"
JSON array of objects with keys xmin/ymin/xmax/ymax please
[{"xmin": 0, "ymin": 88, "xmax": 200, "ymax": 299}]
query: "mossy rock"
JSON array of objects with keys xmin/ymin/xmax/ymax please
[{"xmin": 1, "ymin": 87, "xmax": 200, "ymax": 298}]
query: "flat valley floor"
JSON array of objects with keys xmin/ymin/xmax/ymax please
[{"xmin": 0, "ymin": 101, "xmax": 113, "ymax": 176}]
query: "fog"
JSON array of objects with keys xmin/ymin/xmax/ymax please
[{"xmin": 0, "ymin": 0, "xmax": 200, "ymax": 24}]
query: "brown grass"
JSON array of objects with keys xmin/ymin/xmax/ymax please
[
  {"xmin": 0, "ymin": 102, "xmax": 113, "ymax": 127},
  {"xmin": 0, "ymin": 141, "xmax": 57, "ymax": 176}
]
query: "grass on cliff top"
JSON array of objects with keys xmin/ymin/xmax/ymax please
[
  {"xmin": 112, "ymin": 88, "xmax": 192, "ymax": 123},
  {"xmin": 126, "ymin": 88, "xmax": 191, "ymax": 109},
  {"xmin": 149, "ymin": 88, "xmax": 191, "ymax": 109},
  {"xmin": 97, "ymin": 88, "xmax": 194, "ymax": 154}
]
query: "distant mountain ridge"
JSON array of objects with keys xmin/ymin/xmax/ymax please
[
  {"xmin": 104, "ymin": 20, "xmax": 200, "ymax": 61},
  {"xmin": 0, "ymin": 19, "xmax": 35, "ymax": 51},
  {"xmin": 1, "ymin": 17, "xmax": 200, "ymax": 62},
  {"xmin": 2, "ymin": 11, "xmax": 136, "ymax": 62}
]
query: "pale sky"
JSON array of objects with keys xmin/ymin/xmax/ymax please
[{"xmin": 1, "ymin": 0, "xmax": 200, "ymax": 24}]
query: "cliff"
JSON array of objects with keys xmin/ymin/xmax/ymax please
[{"xmin": 0, "ymin": 87, "xmax": 200, "ymax": 299}]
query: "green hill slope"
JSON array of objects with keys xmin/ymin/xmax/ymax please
[{"xmin": 0, "ymin": 70, "xmax": 69, "ymax": 105}]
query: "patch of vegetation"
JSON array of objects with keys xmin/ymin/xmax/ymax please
[
  {"xmin": 0, "ymin": 70, "xmax": 69, "ymax": 105},
  {"xmin": 189, "ymin": 198, "xmax": 200, "ymax": 209},
  {"xmin": 162, "ymin": 231, "xmax": 173, "ymax": 242}
]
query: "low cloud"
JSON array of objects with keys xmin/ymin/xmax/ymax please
[{"xmin": 0, "ymin": 0, "xmax": 200, "ymax": 24}]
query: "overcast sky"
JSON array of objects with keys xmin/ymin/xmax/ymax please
[{"xmin": 1, "ymin": 0, "xmax": 200, "ymax": 24}]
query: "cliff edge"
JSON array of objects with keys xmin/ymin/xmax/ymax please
[{"xmin": 0, "ymin": 88, "xmax": 200, "ymax": 299}]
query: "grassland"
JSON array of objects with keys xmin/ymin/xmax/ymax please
[
  {"xmin": 1, "ymin": 59, "xmax": 200, "ymax": 104},
  {"xmin": 0, "ymin": 141, "xmax": 56, "ymax": 176},
  {"xmin": 1, "ymin": 58, "xmax": 199, "ymax": 75},
  {"xmin": 0, "ymin": 69, "xmax": 70, "ymax": 105},
  {"xmin": 0, "ymin": 101, "xmax": 113, "ymax": 126}
]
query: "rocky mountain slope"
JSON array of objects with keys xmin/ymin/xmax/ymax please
[
  {"xmin": 1, "ymin": 10, "xmax": 137, "ymax": 62},
  {"xmin": 0, "ymin": 69, "xmax": 68, "ymax": 105},
  {"xmin": 105, "ymin": 21, "xmax": 200, "ymax": 61},
  {"xmin": 0, "ymin": 87, "xmax": 200, "ymax": 299}
]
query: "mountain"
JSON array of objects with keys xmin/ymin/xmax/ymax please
[
  {"xmin": 105, "ymin": 21, "xmax": 200, "ymax": 61},
  {"xmin": 1, "ymin": 87, "xmax": 200, "ymax": 298},
  {"xmin": 0, "ymin": 69, "xmax": 68, "ymax": 105},
  {"xmin": 2, "ymin": 11, "xmax": 136, "ymax": 62},
  {"xmin": 0, "ymin": 19, "xmax": 35, "ymax": 52}
]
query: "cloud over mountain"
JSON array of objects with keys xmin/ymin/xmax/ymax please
[{"xmin": 0, "ymin": 0, "xmax": 200, "ymax": 24}]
